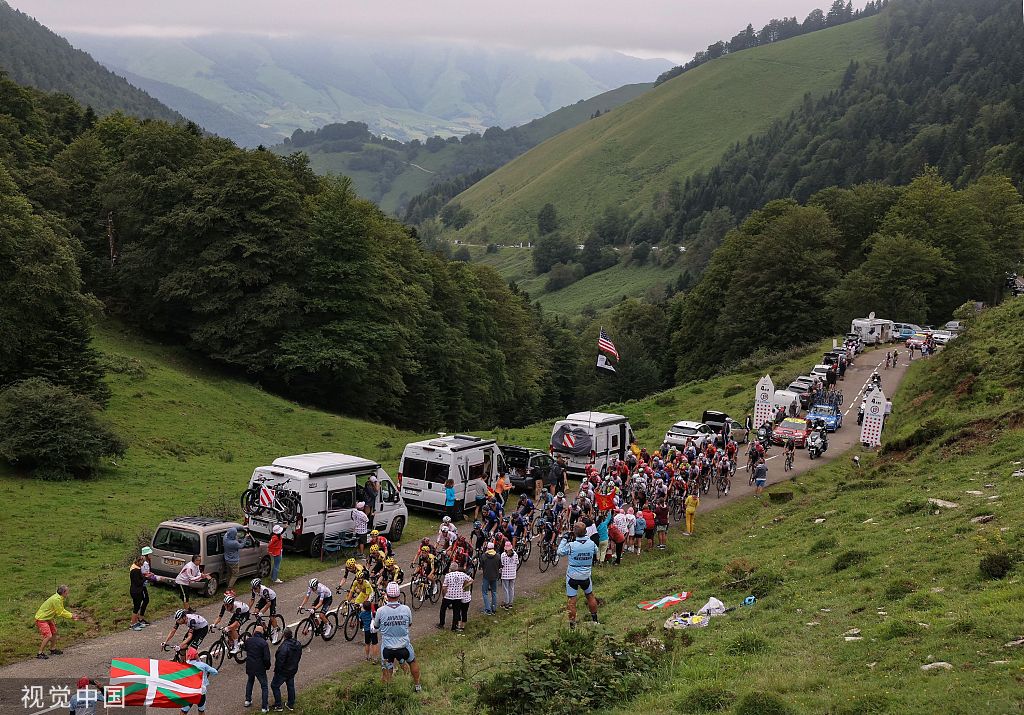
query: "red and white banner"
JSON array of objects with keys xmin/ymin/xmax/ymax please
[{"xmin": 108, "ymin": 658, "xmax": 203, "ymax": 708}]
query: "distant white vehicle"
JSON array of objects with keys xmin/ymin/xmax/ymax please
[
  {"xmin": 850, "ymin": 314, "xmax": 894, "ymax": 344},
  {"xmin": 399, "ymin": 435, "xmax": 502, "ymax": 513},
  {"xmin": 663, "ymin": 420, "xmax": 713, "ymax": 450},
  {"xmin": 931, "ymin": 329, "xmax": 954, "ymax": 345},
  {"xmin": 550, "ymin": 411, "xmax": 634, "ymax": 478}
]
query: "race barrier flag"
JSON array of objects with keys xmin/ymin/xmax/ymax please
[{"xmin": 108, "ymin": 658, "xmax": 203, "ymax": 708}]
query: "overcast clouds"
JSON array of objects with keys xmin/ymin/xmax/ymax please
[{"xmin": 11, "ymin": 0, "xmax": 836, "ymax": 62}]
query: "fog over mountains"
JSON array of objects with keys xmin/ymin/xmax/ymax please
[{"xmin": 70, "ymin": 33, "xmax": 672, "ymax": 146}]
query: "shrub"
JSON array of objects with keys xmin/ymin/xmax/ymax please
[
  {"xmin": 723, "ymin": 383, "xmax": 745, "ymax": 397},
  {"xmin": 678, "ymin": 684, "xmax": 735, "ymax": 712},
  {"xmin": 0, "ymin": 378, "xmax": 125, "ymax": 480},
  {"xmin": 883, "ymin": 580, "xmax": 917, "ymax": 600},
  {"xmin": 321, "ymin": 681, "xmax": 415, "ymax": 715},
  {"xmin": 734, "ymin": 692, "xmax": 794, "ymax": 715},
  {"xmin": 726, "ymin": 631, "xmax": 769, "ymax": 655},
  {"xmin": 831, "ymin": 550, "xmax": 869, "ymax": 572},
  {"xmin": 979, "ymin": 552, "xmax": 1013, "ymax": 579}
]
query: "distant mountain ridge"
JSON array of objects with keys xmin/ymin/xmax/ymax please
[
  {"xmin": 67, "ymin": 33, "xmax": 672, "ymax": 146},
  {"xmin": 0, "ymin": 0, "xmax": 183, "ymax": 124}
]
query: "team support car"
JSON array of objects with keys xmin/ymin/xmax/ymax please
[
  {"xmin": 905, "ymin": 333, "xmax": 929, "ymax": 349},
  {"xmin": 787, "ymin": 379, "xmax": 814, "ymax": 409},
  {"xmin": 772, "ymin": 417, "xmax": 812, "ymax": 447},
  {"xmin": 806, "ymin": 403, "xmax": 843, "ymax": 432}
]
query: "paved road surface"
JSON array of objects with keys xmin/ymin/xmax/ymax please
[{"xmin": 0, "ymin": 346, "xmax": 910, "ymax": 713}]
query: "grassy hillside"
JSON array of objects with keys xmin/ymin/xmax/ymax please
[
  {"xmin": 294, "ymin": 83, "xmax": 652, "ymax": 215},
  {"xmin": 300, "ymin": 299, "xmax": 1024, "ymax": 714},
  {"xmin": 0, "ymin": 322, "xmax": 431, "ymax": 663},
  {"xmin": 453, "ymin": 16, "xmax": 884, "ymax": 244}
]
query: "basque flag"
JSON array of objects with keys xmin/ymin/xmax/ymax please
[{"xmin": 108, "ymin": 658, "xmax": 204, "ymax": 708}]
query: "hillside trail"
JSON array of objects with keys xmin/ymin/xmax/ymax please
[{"xmin": 0, "ymin": 346, "xmax": 910, "ymax": 712}]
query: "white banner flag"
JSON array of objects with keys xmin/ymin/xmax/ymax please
[
  {"xmin": 860, "ymin": 386, "xmax": 887, "ymax": 447},
  {"xmin": 753, "ymin": 375, "xmax": 775, "ymax": 433}
]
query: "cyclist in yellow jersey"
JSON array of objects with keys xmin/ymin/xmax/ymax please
[
  {"xmin": 347, "ymin": 573, "xmax": 375, "ymax": 606},
  {"xmin": 338, "ymin": 558, "xmax": 365, "ymax": 591}
]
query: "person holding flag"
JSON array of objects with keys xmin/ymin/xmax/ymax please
[{"xmin": 181, "ymin": 648, "xmax": 217, "ymax": 715}]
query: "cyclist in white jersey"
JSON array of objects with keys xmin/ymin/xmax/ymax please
[
  {"xmin": 164, "ymin": 609, "xmax": 209, "ymax": 651},
  {"xmin": 298, "ymin": 578, "xmax": 333, "ymax": 630}
]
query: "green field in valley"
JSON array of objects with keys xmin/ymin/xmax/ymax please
[
  {"xmin": 452, "ymin": 15, "xmax": 885, "ymax": 244},
  {"xmin": 299, "ymin": 298, "xmax": 1024, "ymax": 714}
]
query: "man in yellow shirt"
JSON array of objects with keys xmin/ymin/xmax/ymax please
[
  {"xmin": 34, "ymin": 585, "xmax": 78, "ymax": 659},
  {"xmin": 684, "ymin": 493, "xmax": 700, "ymax": 536}
]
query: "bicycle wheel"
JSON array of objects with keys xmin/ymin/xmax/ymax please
[
  {"xmin": 538, "ymin": 547, "xmax": 550, "ymax": 572},
  {"xmin": 321, "ymin": 612, "xmax": 338, "ymax": 641},
  {"xmin": 205, "ymin": 641, "xmax": 226, "ymax": 670},
  {"xmin": 411, "ymin": 582, "xmax": 425, "ymax": 610},
  {"xmin": 233, "ymin": 633, "xmax": 248, "ymax": 664},
  {"xmin": 343, "ymin": 609, "xmax": 359, "ymax": 641},
  {"xmin": 428, "ymin": 580, "xmax": 440, "ymax": 604},
  {"xmin": 297, "ymin": 617, "xmax": 316, "ymax": 648},
  {"xmin": 267, "ymin": 614, "xmax": 285, "ymax": 644},
  {"xmin": 399, "ymin": 589, "xmax": 408, "ymax": 606}
]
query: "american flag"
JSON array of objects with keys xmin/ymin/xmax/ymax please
[{"xmin": 598, "ymin": 328, "xmax": 619, "ymax": 360}]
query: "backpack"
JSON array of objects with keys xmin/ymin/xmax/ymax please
[{"xmin": 609, "ymin": 522, "xmax": 625, "ymax": 544}]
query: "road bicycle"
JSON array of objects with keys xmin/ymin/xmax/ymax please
[
  {"xmin": 162, "ymin": 642, "xmax": 210, "ymax": 665},
  {"xmin": 536, "ymin": 538, "xmax": 560, "ymax": 573},
  {"xmin": 409, "ymin": 572, "xmax": 438, "ymax": 610},
  {"xmin": 296, "ymin": 607, "xmax": 337, "ymax": 647},
  {"xmin": 244, "ymin": 611, "xmax": 286, "ymax": 645},
  {"xmin": 333, "ymin": 599, "xmax": 362, "ymax": 642},
  {"xmin": 203, "ymin": 625, "xmax": 248, "ymax": 669},
  {"xmin": 669, "ymin": 494, "xmax": 684, "ymax": 522},
  {"xmin": 514, "ymin": 535, "xmax": 532, "ymax": 569},
  {"xmin": 784, "ymin": 451, "xmax": 794, "ymax": 472},
  {"xmin": 715, "ymin": 472, "xmax": 731, "ymax": 498}
]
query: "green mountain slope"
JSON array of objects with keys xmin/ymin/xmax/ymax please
[
  {"xmin": 0, "ymin": 1, "xmax": 183, "ymax": 123},
  {"xmin": 288, "ymin": 83, "xmax": 652, "ymax": 215},
  {"xmin": 453, "ymin": 16, "xmax": 884, "ymax": 243}
]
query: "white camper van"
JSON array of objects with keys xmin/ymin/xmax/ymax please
[
  {"xmin": 399, "ymin": 435, "xmax": 503, "ymax": 513},
  {"xmin": 550, "ymin": 412, "xmax": 635, "ymax": 478},
  {"xmin": 850, "ymin": 314, "xmax": 895, "ymax": 345},
  {"xmin": 243, "ymin": 452, "xmax": 407, "ymax": 557}
]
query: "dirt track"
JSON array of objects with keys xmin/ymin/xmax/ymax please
[{"xmin": 0, "ymin": 346, "xmax": 909, "ymax": 713}]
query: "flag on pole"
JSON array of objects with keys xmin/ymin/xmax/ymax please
[
  {"xmin": 108, "ymin": 658, "xmax": 204, "ymax": 708},
  {"xmin": 598, "ymin": 328, "xmax": 619, "ymax": 360},
  {"xmin": 596, "ymin": 354, "xmax": 616, "ymax": 375}
]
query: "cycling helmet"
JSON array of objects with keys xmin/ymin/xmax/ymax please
[
  {"xmin": 370, "ymin": 529, "xmax": 380, "ymax": 537},
  {"xmin": 385, "ymin": 557, "xmax": 395, "ymax": 567},
  {"xmin": 346, "ymin": 558, "xmax": 356, "ymax": 568},
  {"xmin": 309, "ymin": 578, "xmax": 319, "ymax": 590},
  {"xmin": 223, "ymin": 593, "xmax": 235, "ymax": 605},
  {"xmin": 420, "ymin": 545, "xmax": 431, "ymax": 552},
  {"xmin": 442, "ymin": 516, "xmax": 452, "ymax": 524},
  {"xmin": 473, "ymin": 520, "xmax": 481, "ymax": 528},
  {"xmin": 370, "ymin": 544, "xmax": 380, "ymax": 552},
  {"xmin": 556, "ymin": 492, "xmax": 564, "ymax": 499},
  {"xmin": 174, "ymin": 609, "xmax": 187, "ymax": 621},
  {"xmin": 250, "ymin": 578, "xmax": 261, "ymax": 589}
]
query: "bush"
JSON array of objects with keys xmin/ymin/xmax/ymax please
[
  {"xmin": 734, "ymin": 692, "xmax": 795, "ymax": 715},
  {"xmin": 678, "ymin": 684, "xmax": 735, "ymax": 712},
  {"xmin": 979, "ymin": 552, "xmax": 1013, "ymax": 579},
  {"xmin": 726, "ymin": 631, "xmax": 769, "ymax": 655},
  {"xmin": 0, "ymin": 378, "xmax": 125, "ymax": 480},
  {"xmin": 883, "ymin": 580, "xmax": 917, "ymax": 600},
  {"xmin": 831, "ymin": 550, "xmax": 869, "ymax": 572},
  {"xmin": 723, "ymin": 383, "xmax": 745, "ymax": 398}
]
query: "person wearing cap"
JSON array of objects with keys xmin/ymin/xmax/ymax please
[
  {"xmin": 182, "ymin": 648, "xmax": 218, "ymax": 715},
  {"xmin": 557, "ymin": 522, "xmax": 599, "ymax": 629},
  {"xmin": 372, "ymin": 582, "xmax": 421, "ymax": 691},
  {"xmin": 223, "ymin": 526, "xmax": 245, "ymax": 589},
  {"xmin": 70, "ymin": 677, "xmax": 100, "ymax": 715},
  {"xmin": 129, "ymin": 556, "xmax": 150, "ymax": 631},
  {"xmin": 34, "ymin": 585, "xmax": 78, "ymax": 659},
  {"xmin": 352, "ymin": 501, "xmax": 369, "ymax": 555},
  {"xmin": 479, "ymin": 542, "xmax": 500, "ymax": 615},
  {"xmin": 268, "ymin": 525, "xmax": 284, "ymax": 584}
]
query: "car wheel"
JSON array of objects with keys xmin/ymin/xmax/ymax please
[
  {"xmin": 309, "ymin": 534, "xmax": 323, "ymax": 559},
  {"xmin": 257, "ymin": 557, "xmax": 271, "ymax": 578},
  {"xmin": 390, "ymin": 516, "xmax": 405, "ymax": 542},
  {"xmin": 203, "ymin": 573, "xmax": 219, "ymax": 598}
]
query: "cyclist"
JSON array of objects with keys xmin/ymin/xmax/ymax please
[
  {"xmin": 411, "ymin": 545, "xmax": 437, "ymax": 591},
  {"xmin": 515, "ymin": 493, "xmax": 535, "ymax": 521},
  {"xmin": 366, "ymin": 543, "xmax": 383, "ymax": 572},
  {"xmin": 339, "ymin": 558, "xmax": 366, "ymax": 591},
  {"xmin": 449, "ymin": 532, "xmax": 473, "ymax": 565},
  {"xmin": 470, "ymin": 520, "xmax": 488, "ymax": 553},
  {"xmin": 297, "ymin": 578, "xmax": 333, "ymax": 633},
  {"xmin": 369, "ymin": 530, "xmax": 392, "ymax": 557},
  {"xmin": 378, "ymin": 557, "xmax": 403, "ymax": 589},
  {"xmin": 163, "ymin": 609, "xmax": 209, "ymax": 655},
  {"xmin": 212, "ymin": 591, "xmax": 250, "ymax": 654},
  {"xmin": 556, "ymin": 522, "xmax": 599, "ymax": 629},
  {"xmin": 249, "ymin": 579, "xmax": 278, "ymax": 619},
  {"xmin": 436, "ymin": 523, "xmax": 456, "ymax": 552},
  {"xmin": 346, "ymin": 572, "xmax": 375, "ymax": 612},
  {"xmin": 482, "ymin": 501, "xmax": 501, "ymax": 534},
  {"xmin": 784, "ymin": 437, "xmax": 796, "ymax": 468}
]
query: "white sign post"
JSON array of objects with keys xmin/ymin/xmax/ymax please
[
  {"xmin": 753, "ymin": 375, "xmax": 776, "ymax": 433},
  {"xmin": 860, "ymin": 386, "xmax": 887, "ymax": 447}
]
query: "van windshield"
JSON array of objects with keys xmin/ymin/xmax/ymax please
[
  {"xmin": 154, "ymin": 527, "xmax": 200, "ymax": 555},
  {"xmin": 403, "ymin": 457, "xmax": 450, "ymax": 484}
]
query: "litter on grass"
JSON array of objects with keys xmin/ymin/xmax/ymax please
[
  {"xmin": 664, "ymin": 612, "xmax": 711, "ymax": 630},
  {"xmin": 637, "ymin": 592, "xmax": 691, "ymax": 610}
]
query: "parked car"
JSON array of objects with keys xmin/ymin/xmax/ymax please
[
  {"xmin": 931, "ymin": 329, "xmax": 954, "ymax": 345},
  {"xmin": 499, "ymin": 444, "xmax": 553, "ymax": 493},
  {"xmin": 905, "ymin": 333, "xmax": 929, "ymax": 349},
  {"xmin": 150, "ymin": 517, "xmax": 270, "ymax": 596},
  {"xmin": 787, "ymin": 378, "xmax": 814, "ymax": 408},
  {"xmin": 772, "ymin": 417, "xmax": 812, "ymax": 447},
  {"xmin": 663, "ymin": 420, "xmax": 714, "ymax": 449},
  {"xmin": 892, "ymin": 323, "xmax": 922, "ymax": 341},
  {"xmin": 806, "ymin": 403, "xmax": 843, "ymax": 432},
  {"xmin": 700, "ymin": 410, "xmax": 749, "ymax": 443},
  {"xmin": 944, "ymin": 320, "xmax": 962, "ymax": 335}
]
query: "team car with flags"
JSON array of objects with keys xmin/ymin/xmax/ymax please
[
  {"xmin": 772, "ymin": 417, "xmax": 813, "ymax": 447},
  {"xmin": 806, "ymin": 403, "xmax": 844, "ymax": 432},
  {"xmin": 550, "ymin": 411, "xmax": 635, "ymax": 478}
]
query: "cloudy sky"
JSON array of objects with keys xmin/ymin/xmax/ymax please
[{"xmin": 11, "ymin": 0, "xmax": 835, "ymax": 62}]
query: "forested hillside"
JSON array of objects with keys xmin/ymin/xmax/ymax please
[
  {"xmin": 272, "ymin": 83, "xmax": 651, "ymax": 216},
  {"xmin": 0, "ymin": 1, "xmax": 183, "ymax": 124}
]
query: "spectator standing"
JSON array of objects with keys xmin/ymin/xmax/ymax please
[
  {"xmin": 372, "ymin": 583, "xmax": 422, "ymax": 691},
  {"xmin": 684, "ymin": 492, "xmax": 700, "ymax": 536},
  {"xmin": 479, "ymin": 542, "xmax": 500, "ymax": 615},
  {"xmin": 34, "ymin": 585, "xmax": 78, "ymax": 659},
  {"xmin": 610, "ymin": 509, "xmax": 628, "ymax": 564},
  {"xmin": 182, "ymin": 648, "xmax": 217, "ymax": 715},
  {"xmin": 140, "ymin": 547, "xmax": 156, "ymax": 580},
  {"xmin": 499, "ymin": 542, "xmax": 519, "ymax": 609},
  {"xmin": 358, "ymin": 603, "xmax": 376, "ymax": 661},
  {"xmin": 352, "ymin": 502, "xmax": 369, "ymax": 556},
  {"xmin": 595, "ymin": 511, "xmax": 612, "ymax": 565},
  {"xmin": 545, "ymin": 458, "xmax": 564, "ymax": 496},
  {"xmin": 640, "ymin": 505, "xmax": 656, "ymax": 553},
  {"xmin": 175, "ymin": 555, "xmax": 209, "ymax": 610},
  {"xmin": 129, "ymin": 556, "xmax": 150, "ymax": 631},
  {"xmin": 654, "ymin": 500, "xmax": 669, "ymax": 549},
  {"xmin": 362, "ymin": 476, "xmax": 378, "ymax": 521},
  {"xmin": 459, "ymin": 566, "xmax": 473, "ymax": 629},
  {"xmin": 557, "ymin": 522, "xmax": 599, "ymax": 629},
  {"xmin": 271, "ymin": 628, "xmax": 302, "ymax": 711},
  {"xmin": 754, "ymin": 459, "xmax": 769, "ymax": 498},
  {"xmin": 70, "ymin": 678, "xmax": 99, "ymax": 715},
  {"xmin": 631, "ymin": 507, "xmax": 645, "ymax": 555},
  {"xmin": 443, "ymin": 479, "xmax": 457, "ymax": 521},
  {"xmin": 440, "ymin": 563, "xmax": 473, "ymax": 632},
  {"xmin": 268, "ymin": 525, "xmax": 284, "ymax": 584},
  {"xmin": 223, "ymin": 527, "xmax": 242, "ymax": 589},
  {"xmin": 243, "ymin": 625, "xmax": 272, "ymax": 713}
]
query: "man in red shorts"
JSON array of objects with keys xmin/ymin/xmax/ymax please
[{"xmin": 34, "ymin": 584, "xmax": 79, "ymax": 659}]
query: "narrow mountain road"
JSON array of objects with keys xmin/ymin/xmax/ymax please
[{"xmin": 0, "ymin": 346, "xmax": 910, "ymax": 713}]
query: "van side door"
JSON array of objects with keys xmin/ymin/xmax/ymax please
[{"xmin": 374, "ymin": 479, "xmax": 399, "ymax": 531}]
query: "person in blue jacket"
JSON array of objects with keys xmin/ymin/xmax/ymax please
[{"xmin": 556, "ymin": 522, "xmax": 599, "ymax": 628}]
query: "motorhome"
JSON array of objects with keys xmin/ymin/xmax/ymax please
[
  {"xmin": 243, "ymin": 452, "xmax": 407, "ymax": 557},
  {"xmin": 850, "ymin": 315, "xmax": 895, "ymax": 345},
  {"xmin": 550, "ymin": 412, "xmax": 634, "ymax": 478},
  {"xmin": 398, "ymin": 435, "xmax": 502, "ymax": 513}
]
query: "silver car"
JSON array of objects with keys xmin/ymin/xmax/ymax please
[{"xmin": 150, "ymin": 516, "xmax": 270, "ymax": 596}]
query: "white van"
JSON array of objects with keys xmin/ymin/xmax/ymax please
[
  {"xmin": 550, "ymin": 412, "xmax": 634, "ymax": 478},
  {"xmin": 243, "ymin": 452, "xmax": 408, "ymax": 557},
  {"xmin": 850, "ymin": 315, "xmax": 894, "ymax": 345},
  {"xmin": 772, "ymin": 389, "xmax": 802, "ymax": 414},
  {"xmin": 399, "ymin": 435, "xmax": 503, "ymax": 513}
]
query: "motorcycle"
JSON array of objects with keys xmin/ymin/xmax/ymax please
[
  {"xmin": 756, "ymin": 426, "xmax": 772, "ymax": 452},
  {"xmin": 807, "ymin": 430, "xmax": 828, "ymax": 459}
]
